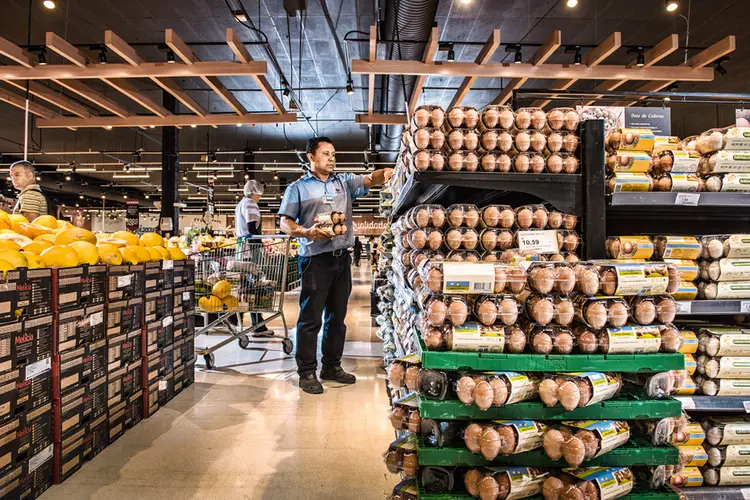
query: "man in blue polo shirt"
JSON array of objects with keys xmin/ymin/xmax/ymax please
[{"xmin": 278, "ymin": 137, "xmax": 392, "ymax": 394}]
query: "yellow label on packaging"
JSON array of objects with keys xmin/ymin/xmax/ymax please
[
  {"xmin": 664, "ymin": 260, "xmax": 699, "ymax": 282},
  {"xmin": 670, "ymin": 466, "xmax": 704, "ymax": 487},
  {"xmin": 669, "ymin": 173, "xmax": 702, "ymax": 192},
  {"xmin": 674, "ymin": 377, "xmax": 697, "ymax": 395},
  {"xmin": 668, "ymin": 150, "xmax": 701, "ymax": 173},
  {"xmin": 680, "ymin": 445, "xmax": 708, "ymax": 467},
  {"xmin": 653, "ymin": 136, "xmax": 680, "ymax": 154},
  {"xmin": 672, "ymin": 423, "xmax": 705, "ymax": 446},
  {"xmin": 616, "ymin": 129, "xmax": 656, "ymax": 152},
  {"xmin": 659, "ymin": 236, "xmax": 702, "ymax": 260},
  {"xmin": 613, "ymin": 236, "xmax": 654, "ymax": 259},
  {"xmin": 685, "ymin": 353, "xmax": 697, "ymax": 375},
  {"xmin": 611, "ymin": 173, "xmax": 652, "ymax": 192},
  {"xmin": 609, "ymin": 151, "xmax": 652, "ymax": 173},
  {"xmin": 672, "ymin": 282, "xmax": 698, "ymax": 301},
  {"xmin": 680, "ymin": 330, "xmax": 699, "ymax": 354}
]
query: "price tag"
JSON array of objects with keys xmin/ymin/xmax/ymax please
[
  {"xmin": 517, "ymin": 230, "xmax": 559, "ymax": 254},
  {"xmin": 675, "ymin": 301, "xmax": 692, "ymax": 315},
  {"xmin": 742, "ymin": 301, "xmax": 750, "ymax": 314},
  {"xmin": 25, "ymin": 357, "xmax": 51, "ymax": 381},
  {"xmin": 162, "ymin": 260, "xmax": 174, "ymax": 270},
  {"xmin": 741, "ymin": 489, "xmax": 750, "ymax": 500},
  {"xmin": 117, "ymin": 275, "xmax": 132, "ymax": 288},
  {"xmin": 744, "ymin": 401, "xmax": 750, "ymax": 413},
  {"xmin": 158, "ymin": 380, "xmax": 167, "ymax": 391},
  {"xmin": 29, "ymin": 444, "xmax": 53, "ymax": 473},
  {"xmin": 162, "ymin": 316, "xmax": 173, "ymax": 328},
  {"xmin": 676, "ymin": 397, "xmax": 695, "ymax": 410},
  {"xmin": 89, "ymin": 311, "xmax": 103, "ymax": 326},
  {"xmin": 675, "ymin": 193, "xmax": 700, "ymax": 206},
  {"xmin": 183, "ymin": 292, "xmax": 191, "ymax": 301}
]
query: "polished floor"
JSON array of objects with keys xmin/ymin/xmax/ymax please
[{"xmin": 53, "ymin": 262, "xmax": 398, "ymax": 500}]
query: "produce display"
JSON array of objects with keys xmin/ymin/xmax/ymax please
[{"xmin": 0, "ymin": 210, "xmax": 195, "ymax": 499}]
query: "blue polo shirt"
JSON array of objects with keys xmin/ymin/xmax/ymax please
[{"xmin": 278, "ymin": 171, "xmax": 369, "ymax": 257}]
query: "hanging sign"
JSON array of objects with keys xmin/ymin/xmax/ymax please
[
  {"xmin": 624, "ymin": 107, "xmax": 671, "ymax": 135},
  {"xmin": 125, "ymin": 200, "xmax": 139, "ymax": 232}
]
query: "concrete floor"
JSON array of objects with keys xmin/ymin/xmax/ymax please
[{"xmin": 52, "ymin": 262, "xmax": 398, "ymax": 500}]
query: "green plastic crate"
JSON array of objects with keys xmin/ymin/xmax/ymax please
[
  {"xmin": 418, "ymin": 393, "xmax": 682, "ymax": 420},
  {"xmin": 417, "ymin": 438, "xmax": 679, "ymax": 467},
  {"xmin": 417, "ymin": 483, "xmax": 680, "ymax": 500}
]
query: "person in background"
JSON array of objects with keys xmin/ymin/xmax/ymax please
[
  {"xmin": 10, "ymin": 160, "xmax": 47, "ymax": 220},
  {"xmin": 364, "ymin": 238, "xmax": 371, "ymax": 260},
  {"xmin": 235, "ymin": 179, "xmax": 272, "ymax": 337},
  {"xmin": 352, "ymin": 236, "xmax": 362, "ymax": 266},
  {"xmin": 278, "ymin": 136, "xmax": 393, "ymax": 394}
]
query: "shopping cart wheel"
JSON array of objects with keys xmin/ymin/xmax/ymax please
[
  {"xmin": 203, "ymin": 353, "xmax": 215, "ymax": 370},
  {"xmin": 281, "ymin": 338, "xmax": 294, "ymax": 355},
  {"xmin": 238, "ymin": 334, "xmax": 250, "ymax": 349}
]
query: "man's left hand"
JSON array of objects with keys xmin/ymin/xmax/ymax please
[{"xmin": 383, "ymin": 168, "xmax": 394, "ymax": 183}]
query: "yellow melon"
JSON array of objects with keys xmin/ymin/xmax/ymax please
[
  {"xmin": 19, "ymin": 223, "xmax": 55, "ymax": 238},
  {"xmin": 152, "ymin": 246, "xmax": 170, "ymax": 259},
  {"xmin": 24, "ymin": 253, "xmax": 41, "ymax": 269},
  {"xmin": 111, "ymin": 231, "xmax": 140, "ymax": 246},
  {"xmin": 201, "ymin": 295, "xmax": 223, "ymax": 312},
  {"xmin": 0, "ymin": 259, "xmax": 16, "ymax": 278},
  {"xmin": 0, "ymin": 249, "xmax": 27, "ymax": 268},
  {"xmin": 0, "ymin": 211, "xmax": 11, "ymax": 231},
  {"xmin": 97, "ymin": 243, "xmax": 123, "ymax": 265},
  {"xmin": 0, "ymin": 240, "xmax": 21, "ymax": 251},
  {"xmin": 22, "ymin": 240, "xmax": 52, "ymax": 255},
  {"xmin": 145, "ymin": 247, "xmax": 163, "ymax": 261},
  {"xmin": 222, "ymin": 295, "xmax": 239, "ymax": 312},
  {"xmin": 56, "ymin": 220, "xmax": 73, "ymax": 231},
  {"xmin": 40, "ymin": 245, "xmax": 79, "ymax": 268},
  {"xmin": 9, "ymin": 214, "xmax": 27, "ymax": 233},
  {"xmin": 68, "ymin": 241, "xmax": 98, "ymax": 265},
  {"xmin": 54, "ymin": 227, "xmax": 97, "ymax": 246},
  {"xmin": 32, "ymin": 215, "xmax": 57, "ymax": 230},
  {"xmin": 168, "ymin": 247, "xmax": 186, "ymax": 260},
  {"xmin": 140, "ymin": 232, "xmax": 164, "ymax": 247},
  {"xmin": 0, "ymin": 233, "xmax": 32, "ymax": 247},
  {"xmin": 212, "ymin": 280, "xmax": 232, "ymax": 300},
  {"xmin": 95, "ymin": 232, "xmax": 110, "ymax": 241},
  {"xmin": 34, "ymin": 233, "xmax": 56, "ymax": 244},
  {"xmin": 97, "ymin": 238, "xmax": 129, "ymax": 248},
  {"xmin": 130, "ymin": 245, "xmax": 151, "ymax": 262},
  {"xmin": 119, "ymin": 246, "xmax": 140, "ymax": 264}
]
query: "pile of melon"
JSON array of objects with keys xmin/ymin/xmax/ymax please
[{"xmin": 0, "ymin": 210, "xmax": 186, "ymax": 274}]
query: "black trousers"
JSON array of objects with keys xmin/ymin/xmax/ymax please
[{"xmin": 295, "ymin": 252, "xmax": 352, "ymax": 376}]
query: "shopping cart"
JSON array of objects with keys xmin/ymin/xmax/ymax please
[{"xmin": 193, "ymin": 235, "xmax": 293, "ymax": 369}]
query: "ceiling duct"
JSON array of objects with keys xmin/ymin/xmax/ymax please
[{"xmin": 378, "ymin": 0, "xmax": 440, "ymax": 163}]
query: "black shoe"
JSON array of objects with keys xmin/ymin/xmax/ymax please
[
  {"xmin": 320, "ymin": 366, "xmax": 356, "ymax": 384},
  {"xmin": 252, "ymin": 329, "xmax": 275, "ymax": 338},
  {"xmin": 299, "ymin": 374, "xmax": 324, "ymax": 394}
]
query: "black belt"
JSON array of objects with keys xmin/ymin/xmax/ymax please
[{"xmin": 312, "ymin": 248, "xmax": 349, "ymax": 258}]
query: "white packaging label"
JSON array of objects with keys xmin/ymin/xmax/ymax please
[
  {"xmin": 718, "ymin": 259, "xmax": 750, "ymax": 282},
  {"xmin": 449, "ymin": 324, "xmax": 505, "ymax": 352},
  {"xmin": 676, "ymin": 301, "xmax": 692, "ymax": 314},
  {"xmin": 678, "ymin": 397, "xmax": 696, "ymax": 410},
  {"xmin": 675, "ymin": 192, "xmax": 700, "ymax": 205},
  {"xmin": 670, "ymin": 151, "xmax": 700, "ymax": 173},
  {"xmin": 715, "ymin": 357, "xmax": 750, "ymax": 379},
  {"xmin": 671, "ymin": 174, "xmax": 702, "ymax": 192},
  {"xmin": 727, "ymin": 445, "xmax": 750, "ymax": 465},
  {"xmin": 90, "ymin": 311, "xmax": 103, "ymax": 326},
  {"xmin": 442, "ymin": 263, "xmax": 495, "ymax": 294},
  {"xmin": 712, "ymin": 282, "xmax": 750, "ymax": 299},
  {"xmin": 163, "ymin": 260, "xmax": 174, "ymax": 270},
  {"xmin": 712, "ymin": 334, "xmax": 750, "ymax": 357},
  {"xmin": 158, "ymin": 380, "xmax": 167, "ymax": 390},
  {"xmin": 722, "ymin": 422, "xmax": 750, "ymax": 445},
  {"xmin": 602, "ymin": 326, "xmax": 661, "ymax": 354},
  {"xmin": 494, "ymin": 421, "xmax": 547, "ymax": 454},
  {"xmin": 517, "ymin": 230, "xmax": 559, "ymax": 254},
  {"xmin": 162, "ymin": 316, "xmax": 173, "ymax": 327},
  {"xmin": 572, "ymin": 372, "xmax": 621, "ymax": 406},
  {"xmin": 183, "ymin": 292, "xmax": 191, "ymax": 301},
  {"xmin": 725, "ymin": 236, "xmax": 750, "ymax": 258},
  {"xmin": 25, "ymin": 357, "xmax": 51, "ymax": 380},
  {"xmin": 717, "ymin": 466, "xmax": 750, "ymax": 485},
  {"xmin": 743, "ymin": 302, "xmax": 750, "ymax": 313},
  {"xmin": 723, "ymin": 129, "xmax": 750, "ymax": 150},
  {"xmin": 716, "ymin": 379, "xmax": 750, "ymax": 396},
  {"xmin": 29, "ymin": 444, "xmax": 53, "ymax": 473},
  {"xmin": 610, "ymin": 264, "xmax": 669, "ymax": 295},
  {"xmin": 709, "ymin": 151, "xmax": 750, "ymax": 173},
  {"xmin": 504, "ymin": 373, "xmax": 540, "ymax": 405},
  {"xmin": 721, "ymin": 174, "xmax": 750, "ymax": 192},
  {"xmin": 117, "ymin": 275, "xmax": 132, "ymax": 288}
]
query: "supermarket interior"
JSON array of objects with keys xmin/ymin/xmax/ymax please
[{"xmin": 1, "ymin": 0, "xmax": 750, "ymax": 499}]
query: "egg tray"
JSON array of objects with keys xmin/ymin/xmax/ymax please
[
  {"xmin": 417, "ymin": 392, "xmax": 682, "ymax": 421},
  {"xmin": 417, "ymin": 482, "xmax": 681, "ymax": 500},
  {"xmin": 416, "ymin": 334, "xmax": 685, "ymax": 373},
  {"xmin": 416, "ymin": 437, "xmax": 679, "ymax": 468}
]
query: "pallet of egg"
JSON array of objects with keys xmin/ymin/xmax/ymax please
[
  {"xmin": 692, "ymin": 127, "xmax": 750, "ymax": 194},
  {"xmin": 439, "ymin": 106, "xmax": 481, "ymax": 173},
  {"xmin": 697, "ymin": 234, "xmax": 750, "ymax": 301},
  {"xmin": 407, "ymin": 105, "xmax": 448, "ymax": 174},
  {"xmin": 606, "ymin": 128, "xmax": 658, "ymax": 193},
  {"xmin": 693, "ymin": 326, "xmax": 750, "ymax": 399}
]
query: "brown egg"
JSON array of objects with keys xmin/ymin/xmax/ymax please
[
  {"xmin": 562, "ymin": 215, "xmax": 577, "ymax": 230},
  {"xmin": 562, "ymin": 437, "xmax": 586, "ymax": 467},
  {"xmin": 577, "ymin": 330, "xmax": 598, "ymax": 353},
  {"xmin": 563, "ymin": 134, "xmax": 579, "ymax": 152},
  {"xmin": 390, "ymin": 407, "xmax": 407, "ymax": 430},
  {"xmin": 404, "ymin": 365, "xmax": 420, "ymax": 391},
  {"xmin": 600, "ymin": 269, "xmax": 617, "ymax": 296},
  {"xmin": 388, "ymin": 362, "xmax": 405, "ymax": 387},
  {"xmin": 577, "ymin": 430, "xmax": 598, "ymax": 459},
  {"xmin": 539, "ymin": 378, "xmax": 560, "ymax": 406},
  {"xmin": 550, "ymin": 254, "xmax": 565, "ymax": 262},
  {"xmin": 531, "ymin": 154, "xmax": 546, "ymax": 173},
  {"xmin": 608, "ymin": 301, "xmax": 628, "ymax": 327},
  {"xmin": 661, "ymin": 326, "xmax": 681, "ymax": 352},
  {"xmin": 563, "ymin": 156, "xmax": 579, "ymax": 173},
  {"xmin": 564, "ymin": 111, "xmax": 580, "ymax": 131},
  {"xmin": 481, "ymin": 153, "xmax": 497, "ymax": 172},
  {"xmin": 515, "ymin": 131, "xmax": 531, "ymax": 152},
  {"xmin": 533, "ymin": 208, "xmax": 549, "ymax": 228},
  {"xmin": 516, "ymin": 110, "xmax": 531, "ymax": 129},
  {"xmin": 558, "ymin": 380, "xmax": 581, "ymax": 410},
  {"xmin": 446, "ymin": 229, "xmax": 462, "ymax": 249},
  {"xmin": 449, "ymin": 253, "xmax": 464, "ymax": 262},
  {"xmin": 555, "ymin": 298, "xmax": 575, "ymax": 326},
  {"xmin": 547, "ymin": 132, "xmax": 563, "ymax": 152},
  {"xmin": 634, "ymin": 300, "xmax": 656, "ymax": 325},
  {"xmin": 544, "ymin": 429, "xmax": 566, "ymax": 460},
  {"xmin": 408, "ymin": 410, "xmax": 421, "ymax": 434},
  {"xmin": 563, "ymin": 233, "xmax": 579, "ymax": 252},
  {"xmin": 508, "ymin": 268, "xmax": 527, "ymax": 293},
  {"xmin": 476, "ymin": 299, "xmax": 498, "ymax": 326},
  {"xmin": 423, "ymin": 327, "xmax": 444, "ymax": 349},
  {"xmin": 497, "ymin": 231, "xmax": 514, "ymax": 250},
  {"xmin": 457, "ymin": 376, "xmax": 478, "ymax": 405},
  {"xmin": 414, "ymin": 128, "xmax": 431, "ymax": 149},
  {"xmin": 516, "ymin": 208, "xmax": 533, "ymax": 228},
  {"xmin": 624, "ymin": 131, "xmax": 635, "ymax": 144},
  {"xmin": 547, "ymin": 154, "xmax": 563, "ymax": 173},
  {"xmin": 465, "ymin": 208, "xmax": 480, "ymax": 228},
  {"xmin": 448, "ymin": 107, "xmax": 465, "ymax": 127},
  {"xmin": 561, "ymin": 486, "xmax": 585, "ymax": 500},
  {"xmin": 402, "ymin": 453, "xmax": 418, "ymax": 477},
  {"xmin": 448, "ymin": 299, "xmax": 468, "ymax": 325},
  {"xmin": 384, "ymin": 450, "xmax": 400, "ymax": 474},
  {"xmin": 478, "ymin": 476, "xmax": 500, "ymax": 500},
  {"xmin": 499, "ymin": 298, "xmax": 519, "ymax": 325},
  {"xmin": 482, "ymin": 130, "xmax": 499, "ymax": 151},
  {"xmin": 657, "ymin": 297, "xmax": 676, "ymax": 324},
  {"xmin": 431, "ymin": 107, "xmax": 445, "ymax": 128},
  {"xmin": 467, "ymin": 253, "xmax": 480, "ymax": 264},
  {"xmin": 465, "ymin": 469, "xmax": 484, "ymax": 497},
  {"xmin": 543, "ymin": 477, "xmax": 566, "ymax": 500},
  {"xmin": 428, "ymin": 231, "xmax": 443, "ymax": 251},
  {"xmin": 498, "ymin": 131, "xmax": 513, "ymax": 152},
  {"xmin": 531, "ymin": 110, "xmax": 547, "ymax": 130},
  {"xmin": 462, "ymin": 230, "xmax": 479, "ymax": 250},
  {"xmin": 413, "ymin": 108, "xmax": 430, "ymax": 128},
  {"xmin": 555, "ymin": 266, "xmax": 576, "ymax": 294},
  {"xmin": 483, "ymin": 206, "xmax": 501, "ymax": 227},
  {"xmin": 531, "ymin": 267, "xmax": 555, "ymax": 294},
  {"xmin": 426, "ymin": 268, "xmax": 444, "ymax": 293},
  {"xmin": 499, "ymin": 109, "xmax": 515, "ymax": 129},
  {"xmin": 465, "ymin": 152, "xmax": 479, "ymax": 172},
  {"xmin": 427, "ymin": 299, "xmax": 447, "ymax": 325},
  {"xmin": 506, "ymin": 328, "xmax": 526, "ymax": 353},
  {"xmin": 414, "ymin": 150, "xmax": 430, "ymax": 171},
  {"xmin": 498, "ymin": 425, "xmax": 517, "ymax": 455},
  {"xmin": 431, "ymin": 130, "xmax": 445, "ymax": 149},
  {"xmin": 480, "ymin": 426, "xmax": 503, "ymax": 460},
  {"xmin": 531, "ymin": 131, "xmax": 547, "ymax": 152},
  {"xmin": 472, "ymin": 380, "xmax": 494, "ymax": 411},
  {"xmin": 415, "ymin": 208, "xmax": 431, "ymax": 228},
  {"xmin": 497, "ymin": 154, "xmax": 512, "ymax": 172},
  {"xmin": 575, "ymin": 378, "xmax": 592, "ymax": 406},
  {"xmin": 499, "ymin": 209, "xmax": 515, "ymax": 228},
  {"xmin": 491, "ymin": 377, "xmax": 509, "ymax": 406},
  {"xmin": 449, "ymin": 130, "xmax": 465, "ymax": 150},
  {"xmin": 465, "ymin": 108, "xmax": 480, "ymax": 128},
  {"xmin": 576, "ymin": 268, "xmax": 598, "ymax": 296},
  {"xmin": 535, "ymin": 298, "xmax": 556, "ymax": 326},
  {"xmin": 431, "ymin": 153, "xmax": 445, "ymax": 171},
  {"xmin": 448, "ymin": 153, "xmax": 464, "ymax": 171},
  {"xmin": 547, "ymin": 110, "xmax": 564, "ymax": 131},
  {"xmin": 586, "ymin": 302, "xmax": 608, "ymax": 329},
  {"xmin": 448, "ymin": 208, "xmax": 464, "ymax": 227},
  {"xmin": 514, "ymin": 154, "xmax": 530, "ymax": 173},
  {"xmin": 481, "ymin": 230, "xmax": 498, "ymax": 251},
  {"xmin": 431, "ymin": 208, "xmax": 446, "ymax": 227},
  {"xmin": 483, "ymin": 108, "xmax": 500, "ymax": 128},
  {"xmin": 533, "ymin": 330, "xmax": 554, "ymax": 354},
  {"xmin": 410, "ymin": 229, "xmax": 427, "ymax": 249}
]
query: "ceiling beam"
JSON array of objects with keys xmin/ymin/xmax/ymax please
[
  {"xmin": 407, "ymin": 26, "xmax": 440, "ymax": 117},
  {"xmin": 351, "ymin": 58, "xmax": 712, "ymax": 81},
  {"xmin": 45, "ymin": 32, "xmax": 88, "ymax": 67},
  {"xmin": 534, "ymin": 32, "xmax": 621, "ymax": 108},
  {"xmin": 226, "ymin": 28, "xmax": 285, "ymax": 115},
  {"xmin": 0, "ymin": 61, "xmax": 267, "ymax": 80},
  {"xmin": 99, "ymin": 78, "xmax": 172, "ymax": 117},
  {"xmin": 492, "ymin": 30, "xmax": 561, "ymax": 105},
  {"xmin": 103, "ymin": 30, "xmax": 144, "ymax": 66},
  {"xmin": 355, "ymin": 114, "xmax": 408, "ymax": 125},
  {"xmin": 585, "ymin": 34, "xmax": 679, "ymax": 105},
  {"xmin": 0, "ymin": 87, "xmax": 57, "ymax": 119},
  {"xmin": 4, "ymin": 80, "xmax": 91, "ymax": 117},
  {"xmin": 51, "ymin": 79, "xmax": 131, "ymax": 118},
  {"xmin": 449, "ymin": 29, "xmax": 500, "ymax": 108},
  {"xmin": 0, "ymin": 36, "xmax": 35, "ymax": 68},
  {"xmin": 368, "ymin": 25, "xmax": 376, "ymax": 115},
  {"xmin": 167, "ymin": 29, "xmax": 246, "ymax": 116},
  {"xmin": 37, "ymin": 113, "xmax": 298, "ymax": 129}
]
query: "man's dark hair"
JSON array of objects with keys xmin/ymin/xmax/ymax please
[
  {"xmin": 306, "ymin": 136, "xmax": 334, "ymax": 156},
  {"xmin": 10, "ymin": 160, "xmax": 36, "ymax": 176}
]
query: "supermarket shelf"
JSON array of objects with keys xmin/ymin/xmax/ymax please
[
  {"xmin": 418, "ymin": 483, "xmax": 680, "ymax": 500},
  {"xmin": 419, "ymin": 394, "xmax": 682, "ymax": 421},
  {"xmin": 681, "ymin": 487, "xmax": 750, "ymax": 500},
  {"xmin": 416, "ymin": 335, "xmax": 685, "ymax": 373},
  {"xmin": 675, "ymin": 300, "xmax": 750, "ymax": 316},
  {"xmin": 676, "ymin": 396, "xmax": 750, "ymax": 413},
  {"xmin": 417, "ymin": 438, "xmax": 679, "ymax": 467},
  {"xmin": 610, "ymin": 192, "xmax": 750, "ymax": 207},
  {"xmin": 392, "ymin": 171, "xmax": 584, "ymax": 217}
]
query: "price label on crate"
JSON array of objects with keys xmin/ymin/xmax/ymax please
[
  {"xmin": 25, "ymin": 357, "xmax": 51, "ymax": 381},
  {"xmin": 90, "ymin": 311, "xmax": 103, "ymax": 326},
  {"xmin": 675, "ymin": 193, "xmax": 700, "ymax": 206},
  {"xmin": 675, "ymin": 301, "xmax": 692, "ymax": 315},
  {"xmin": 162, "ymin": 260, "xmax": 174, "ymax": 270},
  {"xmin": 162, "ymin": 316, "xmax": 173, "ymax": 328},
  {"xmin": 29, "ymin": 444, "xmax": 53, "ymax": 473},
  {"xmin": 159, "ymin": 380, "xmax": 167, "ymax": 391},
  {"xmin": 117, "ymin": 274, "xmax": 132, "ymax": 288},
  {"xmin": 517, "ymin": 230, "xmax": 559, "ymax": 254},
  {"xmin": 744, "ymin": 401, "xmax": 750, "ymax": 414},
  {"xmin": 741, "ymin": 489, "xmax": 750, "ymax": 500},
  {"xmin": 183, "ymin": 292, "xmax": 191, "ymax": 301},
  {"xmin": 741, "ymin": 301, "xmax": 750, "ymax": 314}
]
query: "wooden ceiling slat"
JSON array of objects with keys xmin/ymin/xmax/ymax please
[
  {"xmin": 4, "ymin": 80, "xmax": 91, "ymax": 118},
  {"xmin": 37, "ymin": 113, "xmax": 298, "ymax": 129},
  {"xmin": 492, "ymin": 30, "xmax": 561, "ymax": 105},
  {"xmin": 226, "ymin": 28, "xmax": 285, "ymax": 115},
  {"xmin": 407, "ymin": 26, "xmax": 440, "ymax": 117},
  {"xmin": 449, "ymin": 29, "xmax": 500, "ymax": 109}
]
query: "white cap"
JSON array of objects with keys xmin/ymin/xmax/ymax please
[{"xmin": 244, "ymin": 180, "xmax": 264, "ymax": 196}]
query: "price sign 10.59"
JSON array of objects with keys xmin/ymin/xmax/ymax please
[{"xmin": 517, "ymin": 230, "xmax": 559, "ymax": 254}]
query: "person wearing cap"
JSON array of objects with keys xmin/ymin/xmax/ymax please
[
  {"xmin": 278, "ymin": 136, "xmax": 393, "ymax": 395},
  {"xmin": 10, "ymin": 160, "xmax": 47, "ymax": 221},
  {"xmin": 235, "ymin": 179, "xmax": 272, "ymax": 337}
]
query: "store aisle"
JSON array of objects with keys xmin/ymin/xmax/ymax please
[{"xmin": 53, "ymin": 261, "xmax": 398, "ymax": 500}]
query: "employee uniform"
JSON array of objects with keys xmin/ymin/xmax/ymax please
[
  {"xmin": 278, "ymin": 171, "xmax": 368, "ymax": 376},
  {"xmin": 13, "ymin": 184, "xmax": 47, "ymax": 216}
]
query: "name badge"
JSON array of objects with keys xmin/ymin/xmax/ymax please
[{"xmin": 321, "ymin": 194, "xmax": 334, "ymax": 205}]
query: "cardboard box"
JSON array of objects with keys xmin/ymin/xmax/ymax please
[
  {"xmin": 122, "ymin": 359, "xmax": 142, "ymax": 399},
  {"xmin": 159, "ymin": 345, "xmax": 174, "ymax": 376},
  {"xmin": 106, "ymin": 365, "xmax": 126, "ymax": 409},
  {"xmin": 0, "ymin": 315, "xmax": 53, "ymax": 375},
  {"xmin": 158, "ymin": 371, "xmax": 174, "ymax": 406},
  {"xmin": 106, "ymin": 332, "xmax": 127, "ymax": 373},
  {"xmin": 173, "ymin": 260, "xmax": 184, "ymax": 287},
  {"xmin": 184, "ymin": 261, "xmax": 195, "ymax": 286},
  {"xmin": 55, "ymin": 304, "xmax": 105, "ymax": 355},
  {"xmin": 0, "ymin": 268, "xmax": 53, "ymax": 324},
  {"xmin": 106, "ymin": 298, "xmax": 143, "ymax": 339},
  {"xmin": 144, "ymin": 261, "xmax": 161, "ymax": 292},
  {"xmin": 144, "ymin": 290, "xmax": 174, "ymax": 324},
  {"xmin": 107, "ymin": 399, "xmax": 126, "ymax": 444},
  {"xmin": 52, "ymin": 427, "xmax": 83, "ymax": 484},
  {"xmin": 160, "ymin": 260, "xmax": 175, "ymax": 289},
  {"xmin": 53, "ymin": 376, "xmax": 107, "ymax": 442},
  {"xmin": 52, "ymin": 265, "xmax": 107, "ymax": 312},
  {"xmin": 185, "ymin": 309, "xmax": 195, "ymax": 335},
  {"xmin": 183, "ymin": 284, "xmax": 195, "ymax": 313},
  {"xmin": 122, "ymin": 329, "xmax": 142, "ymax": 365},
  {"xmin": 83, "ymin": 265, "xmax": 107, "ymax": 308},
  {"xmin": 143, "ymin": 378, "xmax": 159, "ymax": 418},
  {"xmin": 143, "ymin": 319, "xmax": 172, "ymax": 355},
  {"xmin": 173, "ymin": 364, "xmax": 185, "ymax": 396},
  {"xmin": 0, "ymin": 365, "xmax": 52, "ymax": 426},
  {"xmin": 82, "ymin": 412, "xmax": 107, "ymax": 461},
  {"xmin": 172, "ymin": 338, "xmax": 184, "ymax": 372},
  {"xmin": 53, "ymin": 338, "xmax": 106, "ymax": 399},
  {"xmin": 182, "ymin": 334, "xmax": 194, "ymax": 364},
  {"xmin": 106, "ymin": 264, "xmax": 145, "ymax": 301},
  {"xmin": 0, "ymin": 445, "xmax": 54, "ymax": 500},
  {"xmin": 185, "ymin": 357, "xmax": 195, "ymax": 388},
  {"xmin": 124, "ymin": 391, "xmax": 142, "ymax": 430},
  {"xmin": 172, "ymin": 312, "xmax": 184, "ymax": 342},
  {"xmin": 142, "ymin": 350, "xmax": 161, "ymax": 387},
  {"xmin": 0, "ymin": 402, "xmax": 52, "ymax": 477},
  {"xmin": 171, "ymin": 288, "xmax": 183, "ymax": 316}
]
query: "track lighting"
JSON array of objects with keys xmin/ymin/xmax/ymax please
[
  {"xmin": 346, "ymin": 76, "xmax": 354, "ymax": 95},
  {"xmin": 628, "ymin": 46, "xmax": 645, "ymax": 67},
  {"xmin": 145, "ymin": 194, "xmax": 150, "ymax": 199},
  {"xmin": 167, "ymin": 49, "xmax": 176, "ymax": 63},
  {"xmin": 439, "ymin": 42, "xmax": 455, "ymax": 62},
  {"xmin": 37, "ymin": 48, "xmax": 47, "ymax": 66},
  {"xmin": 514, "ymin": 50, "xmax": 522, "ymax": 64},
  {"xmin": 182, "ymin": 174, "xmax": 187, "ymax": 180},
  {"xmin": 665, "ymin": 0, "xmax": 678, "ymax": 12},
  {"xmin": 65, "ymin": 175, "xmax": 71, "ymax": 181},
  {"xmin": 282, "ymin": 86, "xmax": 290, "ymax": 98},
  {"xmin": 123, "ymin": 194, "xmax": 128, "ymax": 199},
  {"xmin": 98, "ymin": 47, "xmax": 107, "ymax": 64},
  {"xmin": 274, "ymin": 174, "xmax": 279, "ymax": 180},
  {"xmin": 289, "ymin": 99, "xmax": 299, "ymax": 111},
  {"xmin": 232, "ymin": 9, "xmax": 248, "ymax": 22},
  {"xmin": 714, "ymin": 57, "xmax": 729, "ymax": 76},
  {"xmin": 566, "ymin": 0, "xmax": 578, "ymax": 7},
  {"xmin": 564, "ymin": 45, "xmax": 582, "ymax": 65},
  {"xmin": 506, "ymin": 44, "xmax": 523, "ymax": 64},
  {"xmin": 43, "ymin": 0, "xmax": 55, "ymax": 9}
]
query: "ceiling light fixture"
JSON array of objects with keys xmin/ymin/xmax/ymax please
[
  {"xmin": 514, "ymin": 50, "xmax": 522, "ymax": 64},
  {"xmin": 105, "ymin": 125, "xmax": 112, "ymax": 130},
  {"xmin": 346, "ymin": 76, "xmax": 354, "ymax": 95},
  {"xmin": 43, "ymin": 0, "xmax": 55, "ymax": 8},
  {"xmin": 289, "ymin": 99, "xmax": 299, "ymax": 111},
  {"xmin": 65, "ymin": 175, "xmax": 71, "ymax": 181},
  {"xmin": 665, "ymin": 0, "xmax": 679, "ymax": 12},
  {"xmin": 273, "ymin": 174, "xmax": 279, "ymax": 180},
  {"xmin": 145, "ymin": 194, "xmax": 150, "ymax": 199},
  {"xmin": 714, "ymin": 57, "xmax": 729, "ymax": 76},
  {"xmin": 232, "ymin": 9, "xmax": 248, "ymax": 22},
  {"xmin": 506, "ymin": 44, "xmax": 523, "ymax": 64},
  {"xmin": 236, "ymin": 123, "xmax": 242, "ymax": 127},
  {"xmin": 566, "ymin": 0, "xmax": 578, "ymax": 7},
  {"xmin": 149, "ymin": 125, "xmax": 156, "ymax": 129},
  {"xmin": 98, "ymin": 47, "xmax": 107, "ymax": 64},
  {"xmin": 182, "ymin": 174, "xmax": 187, "ymax": 180},
  {"xmin": 190, "ymin": 124, "xmax": 197, "ymax": 128},
  {"xmin": 282, "ymin": 86, "xmax": 290, "ymax": 98},
  {"xmin": 167, "ymin": 49, "xmax": 176, "ymax": 63},
  {"xmin": 123, "ymin": 194, "xmax": 128, "ymax": 199},
  {"xmin": 37, "ymin": 48, "xmax": 47, "ymax": 66},
  {"xmin": 564, "ymin": 45, "xmax": 582, "ymax": 65},
  {"xmin": 79, "ymin": 195, "xmax": 84, "ymax": 199}
]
